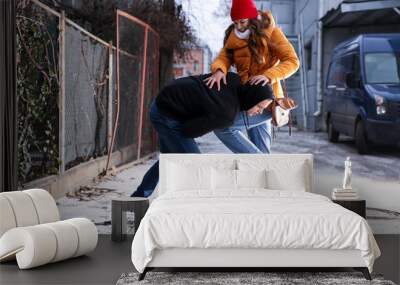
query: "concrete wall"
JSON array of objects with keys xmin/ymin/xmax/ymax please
[
  {"xmin": 320, "ymin": 0, "xmax": 343, "ymax": 16},
  {"xmin": 254, "ymin": 0, "xmax": 346, "ymax": 131},
  {"xmin": 293, "ymin": 0, "xmax": 322, "ymax": 131},
  {"xmin": 254, "ymin": 0, "xmax": 295, "ymax": 35},
  {"xmin": 24, "ymin": 146, "xmax": 147, "ymax": 199}
]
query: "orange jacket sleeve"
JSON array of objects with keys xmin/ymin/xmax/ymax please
[
  {"xmin": 263, "ymin": 28, "xmax": 300, "ymax": 84},
  {"xmin": 211, "ymin": 47, "xmax": 232, "ymax": 75}
]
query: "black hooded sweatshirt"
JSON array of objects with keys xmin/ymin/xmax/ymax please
[{"xmin": 155, "ymin": 72, "xmax": 273, "ymax": 138}]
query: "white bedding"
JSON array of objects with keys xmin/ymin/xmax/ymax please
[{"xmin": 131, "ymin": 190, "xmax": 380, "ymax": 273}]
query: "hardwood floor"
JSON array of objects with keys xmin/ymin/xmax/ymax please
[{"xmin": 0, "ymin": 235, "xmax": 398, "ymax": 285}]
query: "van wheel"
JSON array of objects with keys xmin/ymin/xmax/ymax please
[
  {"xmin": 328, "ymin": 118, "xmax": 339, "ymax": 143},
  {"xmin": 355, "ymin": 120, "xmax": 370, "ymax": 155}
]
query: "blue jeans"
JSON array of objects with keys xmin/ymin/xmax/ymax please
[
  {"xmin": 131, "ymin": 101, "xmax": 201, "ymax": 197},
  {"xmin": 214, "ymin": 111, "xmax": 272, "ymax": 154}
]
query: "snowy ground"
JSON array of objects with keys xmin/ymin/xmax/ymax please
[{"xmin": 57, "ymin": 129, "xmax": 400, "ymax": 235}]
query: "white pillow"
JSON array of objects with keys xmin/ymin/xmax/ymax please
[
  {"xmin": 266, "ymin": 168, "xmax": 306, "ymax": 191},
  {"xmin": 165, "ymin": 158, "xmax": 237, "ymax": 171},
  {"xmin": 211, "ymin": 168, "xmax": 268, "ymax": 192},
  {"xmin": 237, "ymin": 159, "xmax": 309, "ymax": 191},
  {"xmin": 236, "ymin": 169, "xmax": 268, "ymax": 189},
  {"xmin": 212, "ymin": 168, "xmax": 237, "ymax": 191},
  {"xmin": 166, "ymin": 162, "xmax": 212, "ymax": 192}
]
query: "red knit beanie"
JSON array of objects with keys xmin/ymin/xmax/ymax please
[{"xmin": 230, "ymin": 0, "xmax": 258, "ymax": 21}]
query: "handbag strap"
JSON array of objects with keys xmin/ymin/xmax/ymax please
[
  {"xmin": 282, "ymin": 78, "xmax": 288, "ymax": 99},
  {"xmin": 281, "ymin": 78, "xmax": 292, "ymax": 136}
]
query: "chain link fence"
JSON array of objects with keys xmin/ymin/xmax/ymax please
[
  {"xmin": 64, "ymin": 22, "xmax": 109, "ymax": 170},
  {"xmin": 17, "ymin": 0, "xmax": 159, "ymax": 186}
]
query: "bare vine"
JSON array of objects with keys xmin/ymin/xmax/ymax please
[
  {"xmin": 80, "ymin": 43, "xmax": 108, "ymax": 160},
  {"xmin": 16, "ymin": 1, "xmax": 60, "ymax": 184}
]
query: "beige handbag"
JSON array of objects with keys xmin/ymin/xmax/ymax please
[
  {"xmin": 269, "ymin": 79, "xmax": 297, "ymax": 134},
  {"xmin": 272, "ymin": 105, "xmax": 291, "ymax": 127}
]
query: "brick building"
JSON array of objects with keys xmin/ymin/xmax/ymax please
[{"xmin": 173, "ymin": 44, "xmax": 212, "ymax": 78}]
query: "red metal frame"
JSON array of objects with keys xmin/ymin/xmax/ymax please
[
  {"xmin": 142, "ymin": 33, "xmax": 160, "ymax": 155},
  {"xmin": 106, "ymin": 9, "xmax": 160, "ymax": 173},
  {"xmin": 136, "ymin": 26, "xmax": 148, "ymax": 159},
  {"xmin": 116, "ymin": 10, "xmax": 158, "ymax": 35},
  {"xmin": 151, "ymin": 35, "xmax": 160, "ymax": 152}
]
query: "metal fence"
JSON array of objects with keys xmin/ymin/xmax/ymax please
[
  {"xmin": 106, "ymin": 10, "xmax": 159, "ymax": 171},
  {"xmin": 17, "ymin": 0, "xmax": 159, "ymax": 185},
  {"xmin": 63, "ymin": 16, "xmax": 110, "ymax": 170}
]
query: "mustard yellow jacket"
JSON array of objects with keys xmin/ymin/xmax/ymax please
[{"xmin": 211, "ymin": 11, "xmax": 300, "ymax": 99}]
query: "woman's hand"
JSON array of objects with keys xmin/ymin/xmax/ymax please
[
  {"xmin": 249, "ymin": 75, "xmax": 270, "ymax": 86},
  {"xmin": 204, "ymin": 70, "xmax": 227, "ymax": 91},
  {"xmin": 247, "ymin": 99, "xmax": 273, "ymax": 116}
]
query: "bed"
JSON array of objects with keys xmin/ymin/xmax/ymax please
[{"xmin": 131, "ymin": 154, "xmax": 380, "ymax": 280}]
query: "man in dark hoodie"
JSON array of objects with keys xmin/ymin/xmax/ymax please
[{"xmin": 131, "ymin": 72, "xmax": 273, "ymax": 197}]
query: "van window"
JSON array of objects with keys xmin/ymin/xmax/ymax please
[
  {"xmin": 326, "ymin": 54, "xmax": 354, "ymax": 88},
  {"xmin": 354, "ymin": 54, "xmax": 361, "ymax": 82},
  {"xmin": 364, "ymin": 53, "xmax": 400, "ymax": 84}
]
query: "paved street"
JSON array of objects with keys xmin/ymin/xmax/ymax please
[
  {"xmin": 197, "ymin": 128, "xmax": 400, "ymax": 182},
  {"xmin": 270, "ymin": 128, "xmax": 399, "ymax": 182},
  {"xmin": 58, "ymin": 129, "xmax": 400, "ymax": 235}
]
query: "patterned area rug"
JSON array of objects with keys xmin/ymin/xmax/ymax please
[{"xmin": 116, "ymin": 271, "xmax": 396, "ymax": 285}]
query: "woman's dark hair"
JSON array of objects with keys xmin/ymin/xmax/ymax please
[{"xmin": 223, "ymin": 11, "xmax": 272, "ymax": 64}]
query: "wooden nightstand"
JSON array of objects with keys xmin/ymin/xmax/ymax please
[{"xmin": 332, "ymin": 199, "xmax": 366, "ymax": 218}]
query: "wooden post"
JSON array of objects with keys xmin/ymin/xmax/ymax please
[
  {"xmin": 105, "ymin": 11, "xmax": 121, "ymax": 174},
  {"xmin": 58, "ymin": 11, "xmax": 66, "ymax": 174},
  {"xmin": 107, "ymin": 41, "xmax": 113, "ymax": 151}
]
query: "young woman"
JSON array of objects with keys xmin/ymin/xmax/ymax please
[
  {"xmin": 130, "ymin": 72, "xmax": 274, "ymax": 197},
  {"xmin": 204, "ymin": 0, "xmax": 300, "ymax": 154}
]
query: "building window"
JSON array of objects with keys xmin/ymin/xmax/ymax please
[
  {"xmin": 305, "ymin": 41, "xmax": 312, "ymax": 70},
  {"xmin": 194, "ymin": 60, "xmax": 199, "ymax": 72},
  {"xmin": 174, "ymin": 68, "xmax": 184, "ymax": 78}
]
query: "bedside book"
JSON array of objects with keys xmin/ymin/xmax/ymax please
[
  {"xmin": 332, "ymin": 188, "xmax": 359, "ymax": 200},
  {"xmin": 332, "ymin": 195, "xmax": 359, "ymax": 200}
]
